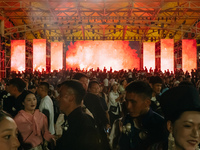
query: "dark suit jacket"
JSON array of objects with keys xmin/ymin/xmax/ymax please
[
  {"xmin": 56, "ymin": 107, "xmax": 102, "ymax": 150},
  {"xmin": 119, "ymin": 109, "xmax": 168, "ymax": 150}
]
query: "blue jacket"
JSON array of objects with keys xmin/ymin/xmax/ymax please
[{"xmin": 119, "ymin": 108, "xmax": 168, "ymax": 150}]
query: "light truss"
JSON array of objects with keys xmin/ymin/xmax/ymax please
[{"xmin": 0, "ymin": 0, "xmax": 200, "ymax": 42}]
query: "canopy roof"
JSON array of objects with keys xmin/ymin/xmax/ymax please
[{"xmin": 1, "ymin": 0, "xmax": 200, "ymax": 43}]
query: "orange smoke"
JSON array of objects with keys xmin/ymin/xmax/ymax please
[
  {"xmin": 143, "ymin": 42, "xmax": 155, "ymax": 70},
  {"xmin": 51, "ymin": 42, "xmax": 63, "ymax": 72},
  {"xmin": 33, "ymin": 39, "xmax": 46, "ymax": 72},
  {"xmin": 66, "ymin": 41, "xmax": 140, "ymax": 71},
  {"xmin": 11, "ymin": 40, "xmax": 25, "ymax": 72},
  {"xmin": 161, "ymin": 39, "xmax": 174, "ymax": 72},
  {"xmin": 182, "ymin": 39, "xmax": 197, "ymax": 72}
]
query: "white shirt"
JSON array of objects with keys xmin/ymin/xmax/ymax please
[
  {"xmin": 39, "ymin": 95, "xmax": 55, "ymax": 134},
  {"xmin": 108, "ymin": 91, "xmax": 121, "ymax": 115},
  {"xmin": 103, "ymin": 78, "xmax": 109, "ymax": 87}
]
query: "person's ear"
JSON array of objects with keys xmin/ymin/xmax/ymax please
[
  {"xmin": 69, "ymin": 94, "xmax": 75, "ymax": 103},
  {"xmin": 145, "ymin": 99, "xmax": 151, "ymax": 107},
  {"xmin": 167, "ymin": 120, "xmax": 173, "ymax": 133}
]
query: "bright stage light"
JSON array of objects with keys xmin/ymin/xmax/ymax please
[
  {"xmin": 161, "ymin": 39, "xmax": 174, "ymax": 72},
  {"xmin": 66, "ymin": 41, "xmax": 140, "ymax": 71},
  {"xmin": 11, "ymin": 40, "xmax": 25, "ymax": 72},
  {"xmin": 51, "ymin": 42, "xmax": 63, "ymax": 72},
  {"xmin": 33, "ymin": 39, "xmax": 46, "ymax": 71},
  {"xmin": 182, "ymin": 39, "xmax": 197, "ymax": 72},
  {"xmin": 143, "ymin": 42, "xmax": 155, "ymax": 71}
]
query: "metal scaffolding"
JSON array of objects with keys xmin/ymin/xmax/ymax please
[{"xmin": 0, "ymin": 0, "xmax": 199, "ymax": 43}]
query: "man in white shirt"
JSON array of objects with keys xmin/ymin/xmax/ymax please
[{"xmin": 37, "ymin": 82, "xmax": 55, "ymax": 135}]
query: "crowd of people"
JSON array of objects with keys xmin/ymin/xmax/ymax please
[{"xmin": 0, "ymin": 67, "xmax": 200, "ymax": 150}]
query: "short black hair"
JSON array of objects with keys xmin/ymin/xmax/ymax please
[
  {"xmin": 39, "ymin": 82, "xmax": 49, "ymax": 92},
  {"xmin": 8, "ymin": 78, "xmax": 26, "ymax": 92},
  {"xmin": 149, "ymin": 76, "xmax": 163, "ymax": 85},
  {"xmin": 88, "ymin": 80, "xmax": 99, "ymax": 89},
  {"xmin": 73, "ymin": 73, "xmax": 88, "ymax": 80},
  {"xmin": 61, "ymin": 80, "xmax": 86, "ymax": 105},
  {"xmin": 179, "ymin": 81, "xmax": 194, "ymax": 87},
  {"xmin": 126, "ymin": 81, "xmax": 152, "ymax": 99}
]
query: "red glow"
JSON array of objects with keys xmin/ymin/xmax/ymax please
[
  {"xmin": 33, "ymin": 39, "xmax": 46, "ymax": 71},
  {"xmin": 143, "ymin": 42, "xmax": 155, "ymax": 70},
  {"xmin": 182, "ymin": 39, "xmax": 197, "ymax": 72},
  {"xmin": 51, "ymin": 42, "xmax": 63, "ymax": 72},
  {"xmin": 11, "ymin": 40, "xmax": 25, "ymax": 72},
  {"xmin": 66, "ymin": 41, "xmax": 140, "ymax": 71},
  {"xmin": 161, "ymin": 39, "xmax": 174, "ymax": 72}
]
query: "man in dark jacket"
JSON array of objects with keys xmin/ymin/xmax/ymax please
[
  {"xmin": 119, "ymin": 81, "xmax": 167, "ymax": 150},
  {"xmin": 3, "ymin": 78, "xmax": 27, "ymax": 117},
  {"xmin": 56, "ymin": 80, "xmax": 102, "ymax": 150},
  {"xmin": 73, "ymin": 73, "xmax": 111, "ymax": 150}
]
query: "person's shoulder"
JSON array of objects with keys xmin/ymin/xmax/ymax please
[
  {"xmin": 14, "ymin": 110, "xmax": 25, "ymax": 121},
  {"xmin": 109, "ymin": 91, "xmax": 115, "ymax": 95},
  {"xmin": 42, "ymin": 95, "xmax": 53, "ymax": 104},
  {"xmin": 99, "ymin": 96, "xmax": 105, "ymax": 101},
  {"xmin": 84, "ymin": 93, "xmax": 101, "ymax": 102},
  {"xmin": 34, "ymin": 109, "xmax": 46, "ymax": 117},
  {"xmin": 85, "ymin": 92, "xmax": 97, "ymax": 98},
  {"xmin": 44, "ymin": 95, "xmax": 52, "ymax": 101},
  {"xmin": 81, "ymin": 112, "xmax": 95, "ymax": 124},
  {"xmin": 152, "ymin": 110, "xmax": 164, "ymax": 118},
  {"xmin": 78, "ymin": 112, "xmax": 97, "ymax": 130},
  {"xmin": 149, "ymin": 111, "xmax": 165, "ymax": 125},
  {"xmin": 148, "ymin": 140, "xmax": 168, "ymax": 150}
]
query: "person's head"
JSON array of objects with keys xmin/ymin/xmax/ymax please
[
  {"xmin": 88, "ymin": 80, "xmax": 100, "ymax": 95},
  {"xmin": 22, "ymin": 92, "xmax": 37, "ymax": 114},
  {"xmin": 7, "ymin": 78, "xmax": 26, "ymax": 98},
  {"xmin": 73, "ymin": 73, "xmax": 89, "ymax": 91},
  {"xmin": 149, "ymin": 76, "xmax": 163, "ymax": 95},
  {"xmin": 28, "ymin": 85, "xmax": 36, "ymax": 94},
  {"xmin": 57, "ymin": 80, "xmax": 86, "ymax": 116},
  {"xmin": 37, "ymin": 82, "xmax": 49, "ymax": 98},
  {"xmin": 111, "ymin": 82, "xmax": 119, "ymax": 92},
  {"xmin": 120, "ymin": 79, "xmax": 127, "ymax": 87},
  {"xmin": 164, "ymin": 76, "xmax": 170, "ymax": 84},
  {"xmin": 185, "ymin": 75, "xmax": 191, "ymax": 82},
  {"xmin": 0, "ymin": 110, "xmax": 20, "ymax": 150},
  {"xmin": 160, "ymin": 85, "xmax": 200, "ymax": 150},
  {"xmin": 56, "ymin": 83, "xmax": 62, "ymax": 94},
  {"xmin": 33, "ymin": 79, "xmax": 39, "ymax": 86},
  {"xmin": 125, "ymin": 81, "xmax": 152, "ymax": 117},
  {"xmin": 178, "ymin": 76, "xmax": 184, "ymax": 82},
  {"xmin": 173, "ymin": 80, "xmax": 180, "ymax": 87}
]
